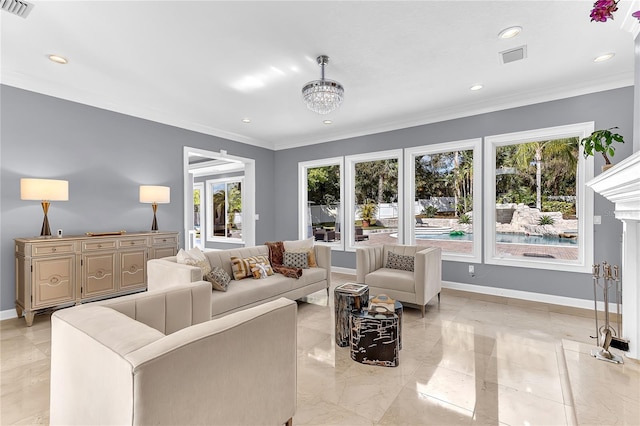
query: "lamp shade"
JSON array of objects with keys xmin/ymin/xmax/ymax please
[
  {"xmin": 139, "ymin": 185, "xmax": 170, "ymax": 204},
  {"xmin": 20, "ymin": 179, "xmax": 69, "ymax": 201}
]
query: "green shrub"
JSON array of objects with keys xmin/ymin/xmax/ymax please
[
  {"xmin": 538, "ymin": 215, "xmax": 555, "ymax": 225},
  {"xmin": 541, "ymin": 201, "xmax": 575, "ymax": 218},
  {"xmin": 422, "ymin": 205, "xmax": 438, "ymax": 218},
  {"xmin": 458, "ymin": 214, "xmax": 472, "ymax": 224}
]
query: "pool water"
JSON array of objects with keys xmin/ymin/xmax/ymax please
[{"xmin": 416, "ymin": 232, "xmax": 578, "ymax": 246}]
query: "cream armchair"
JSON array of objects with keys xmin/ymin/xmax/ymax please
[
  {"xmin": 356, "ymin": 244, "xmax": 441, "ymax": 317},
  {"xmin": 50, "ymin": 282, "xmax": 297, "ymax": 426}
]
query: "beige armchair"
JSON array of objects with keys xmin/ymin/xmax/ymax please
[
  {"xmin": 356, "ymin": 244, "xmax": 442, "ymax": 317},
  {"xmin": 50, "ymin": 282, "xmax": 297, "ymax": 425}
]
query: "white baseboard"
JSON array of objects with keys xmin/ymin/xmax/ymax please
[
  {"xmin": 331, "ymin": 266, "xmax": 356, "ymax": 275},
  {"xmin": 442, "ymin": 280, "xmax": 616, "ymax": 313},
  {"xmin": 1, "ymin": 309, "xmax": 18, "ymax": 321}
]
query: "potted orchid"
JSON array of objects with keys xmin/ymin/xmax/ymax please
[{"xmin": 590, "ymin": 0, "xmax": 640, "ymax": 22}]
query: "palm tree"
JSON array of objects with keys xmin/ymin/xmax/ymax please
[{"xmin": 514, "ymin": 138, "xmax": 578, "ymax": 210}]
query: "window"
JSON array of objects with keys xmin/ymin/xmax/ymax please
[
  {"xmin": 206, "ymin": 177, "xmax": 243, "ymax": 242},
  {"xmin": 405, "ymin": 139, "xmax": 482, "ymax": 263},
  {"xmin": 484, "ymin": 122, "xmax": 594, "ymax": 272},
  {"xmin": 298, "ymin": 157, "xmax": 344, "ymax": 250},
  {"xmin": 345, "ymin": 150, "xmax": 403, "ymax": 250}
]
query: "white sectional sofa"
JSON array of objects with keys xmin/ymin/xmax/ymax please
[
  {"xmin": 147, "ymin": 243, "xmax": 331, "ymax": 318},
  {"xmin": 50, "ymin": 282, "xmax": 297, "ymax": 425}
]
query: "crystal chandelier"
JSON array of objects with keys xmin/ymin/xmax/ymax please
[{"xmin": 302, "ymin": 55, "xmax": 344, "ymax": 115}]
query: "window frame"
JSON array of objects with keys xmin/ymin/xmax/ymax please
[
  {"xmin": 345, "ymin": 149, "xmax": 403, "ymax": 252},
  {"xmin": 404, "ymin": 138, "xmax": 483, "ymax": 263},
  {"xmin": 205, "ymin": 176, "xmax": 245, "ymax": 244},
  {"xmin": 298, "ymin": 157, "xmax": 345, "ymax": 251},
  {"xmin": 483, "ymin": 122, "xmax": 595, "ymax": 273}
]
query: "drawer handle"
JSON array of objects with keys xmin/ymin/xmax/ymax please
[
  {"xmin": 130, "ymin": 241, "xmax": 135, "ymax": 245},
  {"xmin": 98, "ymin": 244, "xmax": 102, "ymax": 248},
  {"xmin": 51, "ymin": 248, "xmax": 57, "ymax": 252},
  {"xmin": 162, "ymin": 239, "xmax": 167, "ymax": 242}
]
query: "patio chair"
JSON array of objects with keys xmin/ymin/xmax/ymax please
[
  {"xmin": 416, "ymin": 217, "xmax": 426, "ymax": 227},
  {"xmin": 355, "ymin": 226, "xmax": 369, "ymax": 242}
]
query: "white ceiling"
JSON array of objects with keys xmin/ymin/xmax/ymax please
[{"xmin": 1, "ymin": 1, "xmax": 638, "ymax": 151}]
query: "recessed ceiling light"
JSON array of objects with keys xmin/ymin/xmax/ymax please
[
  {"xmin": 470, "ymin": 84, "xmax": 483, "ymax": 91},
  {"xmin": 594, "ymin": 53, "xmax": 615, "ymax": 63},
  {"xmin": 241, "ymin": 118, "xmax": 251, "ymax": 123},
  {"xmin": 498, "ymin": 26, "xmax": 522, "ymax": 39},
  {"xmin": 48, "ymin": 54, "xmax": 68, "ymax": 64},
  {"xmin": 323, "ymin": 120, "xmax": 333, "ymax": 125}
]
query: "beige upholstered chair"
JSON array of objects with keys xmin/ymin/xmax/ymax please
[
  {"xmin": 356, "ymin": 244, "xmax": 442, "ymax": 317},
  {"xmin": 50, "ymin": 282, "xmax": 297, "ymax": 426}
]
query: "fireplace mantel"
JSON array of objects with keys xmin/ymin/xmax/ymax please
[{"xmin": 587, "ymin": 150, "xmax": 640, "ymax": 360}]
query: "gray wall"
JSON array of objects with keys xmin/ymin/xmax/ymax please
[
  {"xmin": 0, "ymin": 85, "xmax": 276, "ymax": 312},
  {"xmin": 274, "ymin": 87, "xmax": 635, "ymax": 302}
]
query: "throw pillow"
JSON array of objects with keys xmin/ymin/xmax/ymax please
[
  {"xmin": 283, "ymin": 238, "xmax": 314, "ymax": 252},
  {"xmin": 230, "ymin": 255, "xmax": 274, "ymax": 280},
  {"xmin": 176, "ymin": 248, "xmax": 212, "ymax": 278},
  {"xmin": 289, "ymin": 249, "xmax": 317, "ymax": 268},
  {"xmin": 250, "ymin": 261, "xmax": 270, "ymax": 279},
  {"xmin": 204, "ymin": 267, "xmax": 231, "ymax": 292},
  {"xmin": 283, "ymin": 251, "xmax": 308, "ymax": 269},
  {"xmin": 386, "ymin": 251, "xmax": 415, "ymax": 272}
]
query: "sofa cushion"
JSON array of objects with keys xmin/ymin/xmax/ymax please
[
  {"xmin": 176, "ymin": 248, "xmax": 212, "ymax": 278},
  {"xmin": 365, "ymin": 268, "xmax": 415, "ymax": 293},
  {"xmin": 283, "ymin": 251, "xmax": 308, "ymax": 269},
  {"xmin": 386, "ymin": 251, "xmax": 415, "ymax": 272},
  {"xmin": 204, "ymin": 267, "xmax": 231, "ymax": 292},
  {"xmin": 284, "ymin": 238, "xmax": 314, "ymax": 252},
  {"xmin": 230, "ymin": 255, "xmax": 273, "ymax": 280},
  {"xmin": 210, "ymin": 275, "xmax": 294, "ymax": 316}
]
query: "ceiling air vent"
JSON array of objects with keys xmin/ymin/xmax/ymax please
[
  {"xmin": 500, "ymin": 45, "xmax": 527, "ymax": 64},
  {"xmin": 0, "ymin": 0, "xmax": 34, "ymax": 18}
]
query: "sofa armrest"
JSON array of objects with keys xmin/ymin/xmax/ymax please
[
  {"xmin": 356, "ymin": 245, "xmax": 384, "ymax": 283},
  {"xmin": 314, "ymin": 244, "xmax": 332, "ymax": 288},
  {"xmin": 147, "ymin": 258, "xmax": 202, "ymax": 292},
  {"xmin": 414, "ymin": 246, "xmax": 442, "ymax": 305},
  {"xmin": 125, "ymin": 297, "xmax": 297, "ymax": 426}
]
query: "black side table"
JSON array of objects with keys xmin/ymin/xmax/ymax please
[{"xmin": 334, "ymin": 283, "xmax": 369, "ymax": 347}]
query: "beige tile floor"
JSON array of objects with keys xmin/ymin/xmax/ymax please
[{"xmin": 1, "ymin": 272, "xmax": 639, "ymax": 425}]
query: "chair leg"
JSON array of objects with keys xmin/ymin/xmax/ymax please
[
  {"xmin": 438, "ymin": 292, "xmax": 441, "ymax": 303},
  {"xmin": 285, "ymin": 417, "xmax": 293, "ymax": 426},
  {"xmin": 326, "ymin": 287, "xmax": 330, "ymax": 297},
  {"xmin": 421, "ymin": 305, "xmax": 425, "ymax": 318}
]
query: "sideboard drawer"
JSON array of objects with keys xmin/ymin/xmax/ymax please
[
  {"xmin": 152, "ymin": 235, "xmax": 178, "ymax": 246},
  {"xmin": 118, "ymin": 238, "xmax": 148, "ymax": 248},
  {"xmin": 82, "ymin": 240, "xmax": 117, "ymax": 251},
  {"xmin": 32, "ymin": 243, "xmax": 76, "ymax": 257}
]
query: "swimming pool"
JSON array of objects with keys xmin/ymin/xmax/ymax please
[{"xmin": 415, "ymin": 232, "xmax": 578, "ymax": 246}]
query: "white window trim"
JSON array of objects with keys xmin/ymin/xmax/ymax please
[
  {"xmin": 205, "ymin": 176, "xmax": 245, "ymax": 244},
  {"xmin": 345, "ymin": 149, "xmax": 403, "ymax": 252},
  {"xmin": 404, "ymin": 138, "xmax": 483, "ymax": 263},
  {"xmin": 484, "ymin": 122, "xmax": 595, "ymax": 273},
  {"xmin": 298, "ymin": 157, "xmax": 345, "ymax": 251},
  {"xmin": 192, "ymin": 182, "xmax": 205, "ymax": 250}
]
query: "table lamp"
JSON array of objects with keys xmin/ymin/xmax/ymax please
[
  {"xmin": 139, "ymin": 185, "xmax": 170, "ymax": 231},
  {"xmin": 20, "ymin": 178, "xmax": 69, "ymax": 237}
]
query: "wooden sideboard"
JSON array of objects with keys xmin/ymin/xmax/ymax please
[{"xmin": 14, "ymin": 231, "xmax": 179, "ymax": 326}]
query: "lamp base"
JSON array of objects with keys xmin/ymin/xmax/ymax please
[
  {"xmin": 40, "ymin": 201, "xmax": 52, "ymax": 237},
  {"xmin": 150, "ymin": 202, "xmax": 159, "ymax": 232}
]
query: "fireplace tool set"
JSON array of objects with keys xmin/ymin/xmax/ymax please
[{"xmin": 590, "ymin": 261, "xmax": 628, "ymax": 364}]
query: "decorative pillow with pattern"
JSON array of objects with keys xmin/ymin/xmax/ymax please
[
  {"xmin": 250, "ymin": 262, "xmax": 270, "ymax": 279},
  {"xmin": 204, "ymin": 267, "xmax": 231, "ymax": 291},
  {"xmin": 176, "ymin": 248, "xmax": 212, "ymax": 278},
  {"xmin": 230, "ymin": 255, "xmax": 274, "ymax": 280},
  {"xmin": 386, "ymin": 251, "xmax": 415, "ymax": 272},
  {"xmin": 289, "ymin": 249, "xmax": 317, "ymax": 268},
  {"xmin": 283, "ymin": 251, "xmax": 309, "ymax": 269}
]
